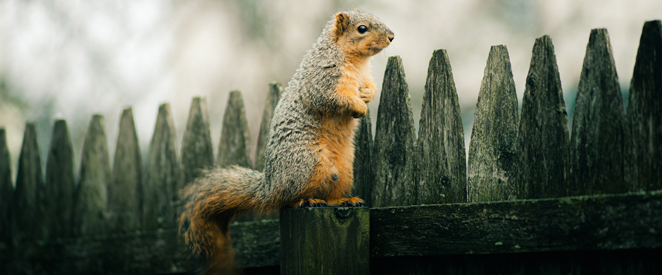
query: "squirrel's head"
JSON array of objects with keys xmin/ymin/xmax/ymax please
[{"xmin": 331, "ymin": 10, "xmax": 394, "ymax": 57}]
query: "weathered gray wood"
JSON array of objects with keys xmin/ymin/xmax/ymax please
[
  {"xmin": 181, "ymin": 97, "xmax": 214, "ymax": 185},
  {"xmin": 4, "ymin": 192, "xmax": 662, "ymax": 274},
  {"xmin": 75, "ymin": 115, "xmax": 111, "ymax": 236},
  {"xmin": 0, "ymin": 220, "xmax": 279, "ymax": 274},
  {"xmin": 516, "ymin": 36, "xmax": 569, "ymax": 199},
  {"xmin": 416, "ymin": 49, "xmax": 467, "ymax": 204},
  {"xmin": 218, "ymin": 90, "xmax": 252, "ymax": 168},
  {"xmin": 467, "ymin": 45, "xmax": 519, "ymax": 202},
  {"xmin": 627, "ymin": 20, "xmax": 662, "ymax": 191},
  {"xmin": 14, "ymin": 123, "xmax": 46, "ymax": 241},
  {"xmin": 0, "ymin": 128, "xmax": 12, "ymax": 244},
  {"xmin": 569, "ymin": 29, "xmax": 628, "ymax": 196},
  {"xmin": 370, "ymin": 190, "xmax": 662, "ymax": 257},
  {"xmin": 371, "ymin": 249, "xmax": 661, "ymax": 275},
  {"xmin": 45, "ymin": 120, "xmax": 75, "ymax": 238},
  {"xmin": 352, "ymin": 110, "xmax": 373, "ymax": 206},
  {"xmin": 280, "ymin": 207, "xmax": 369, "ymax": 275},
  {"xmin": 144, "ymin": 103, "xmax": 181, "ymax": 230},
  {"xmin": 255, "ymin": 82, "xmax": 282, "ymax": 171},
  {"xmin": 109, "ymin": 108, "xmax": 143, "ymax": 233},
  {"xmin": 231, "ymin": 220, "xmax": 281, "ymax": 268},
  {"xmin": 373, "ymin": 56, "xmax": 417, "ymax": 207}
]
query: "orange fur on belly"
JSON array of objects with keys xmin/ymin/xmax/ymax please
[{"xmin": 305, "ymin": 115, "xmax": 357, "ymax": 201}]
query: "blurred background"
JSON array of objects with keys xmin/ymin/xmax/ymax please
[{"xmin": 1, "ymin": 0, "xmax": 660, "ymax": 181}]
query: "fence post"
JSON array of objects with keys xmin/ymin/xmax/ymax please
[
  {"xmin": 109, "ymin": 108, "xmax": 143, "ymax": 233},
  {"xmin": 144, "ymin": 103, "xmax": 181, "ymax": 230},
  {"xmin": 0, "ymin": 128, "xmax": 12, "ymax": 244},
  {"xmin": 75, "ymin": 115, "xmax": 111, "ymax": 236},
  {"xmin": 280, "ymin": 207, "xmax": 369, "ymax": 275},
  {"xmin": 181, "ymin": 97, "xmax": 214, "ymax": 185},
  {"xmin": 627, "ymin": 20, "xmax": 662, "ymax": 191},
  {"xmin": 416, "ymin": 49, "xmax": 467, "ymax": 204},
  {"xmin": 372, "ymin": 56, "xmax": 417, "ymax": 207},
  {"xmin": 467, "ymin": 45, "xmax": 519, "ymax": 202},
  {"xmin": 14, "ymin": 123, "xmax": 46, "ymax": 240},
  {"xmin": 568, "ymin": 29, "xmax": 628, "ymax": 196},
  {"xmin": 45, "ymin": 120, "xmax": 75, "ymax": 238},
  {"xmin": 516, "ymin": 36, "xmax": 569, "ymax": 199}
]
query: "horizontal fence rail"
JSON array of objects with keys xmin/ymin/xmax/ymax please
[{"xmin": 0, "ymin": 20, "xmax": 661, "ymax": 274}]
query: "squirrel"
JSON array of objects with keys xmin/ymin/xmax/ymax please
[{"xmin": 179, "ymin": 9, "xmax": 393, "ymax": 274}]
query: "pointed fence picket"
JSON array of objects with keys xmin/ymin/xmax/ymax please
[
  {"xmin": 569, "ymin": 29, "xmax": 630, "ymax": 196},
  {"xmin": 109, "ymin": 108, "xmax": 143, "ymax": 233},
  {"xmin": 416, "ymin": 49, "xmax": 466, "ymax": 204},
  {"xmin": 0, "ymin": 129, "xmax": 12, "ymax": 244},
  {"xmin": 75, "ymin": 115, "xmax": 111, "ymax": 237},
  {"xmin": 372, "ymin": 56, "xmax": 417, "ymax": 207},
  {"xmin": 627, "ymin": 21, "xmax": 662, "ymax": 192},
  {"xmin": 467, "ymin": 45, "xmax": 519, "ymax": 202},
  {"xmin": 143, "ymin": 103, "xmax": 181, "ymax": 230},
  {"xmin": 516, "ymin": 35, "xmax": 569, "ymax": 199},
  {"xmin": 46, "ymin": 120, "xmax": 76, "ymax": 238}
]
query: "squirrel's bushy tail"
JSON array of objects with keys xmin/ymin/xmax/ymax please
[{"xmin": 179, "ymin": 166, "xmax": 267, "ymax": 275}]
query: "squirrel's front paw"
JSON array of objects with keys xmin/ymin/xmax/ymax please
[
  {"xmin": 349, "ymin": 100, "xmax": 368, "ymax": 118},
  {"xmin": 359, "ymin": 86, "xmax": 376, "ymax": 103},
  {"xmin": 292, "ymin": 198, "xmax": 328, "ymax": 208},
  {"xmin": 327, "ymin": 197, "xmax": 364, "ymax": 207}
]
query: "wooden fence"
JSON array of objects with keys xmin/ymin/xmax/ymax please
[{"xmin": 1, "ymin": 20, "xmax": 661, "ymax": 274}]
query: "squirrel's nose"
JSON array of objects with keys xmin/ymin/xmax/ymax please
[{"xmin": 388, "ymin": 36, "xmax": 394, "ymax": 42}]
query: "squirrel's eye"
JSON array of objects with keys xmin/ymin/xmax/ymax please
[{"xmin": 357, "ymin": 25, "xmax": 368, "ymax": 34}]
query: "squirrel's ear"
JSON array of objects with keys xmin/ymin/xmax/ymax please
[{"xmin": 333, "ymin": 12, "xmax": 349, "ymax": 39}]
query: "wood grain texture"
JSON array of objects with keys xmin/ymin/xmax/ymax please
[
  {"xmin": 231, "ymin": 219, "xmax": 281, "ymax": 268},
  {"xmin": 109, "ymin": 107, "xmax": 143, "ymax": 233},
  {"xmin": 2, "ymin": 191, "xmax": 661, "ymax": 274},
  {"xmin": 218, "ymin": 90, "xmax": 252, "ymax": 168},
  {"xmin": 45, "ymin": 120, "xmax": 75, "ymax": 238},
  {"xmin": 0, "ymin": 128, "xmax": 13, "ymax": 244},
  {"xmin": 181, "ymin": 97, "xmax": 214, "ymax": 185},
  {"xmin": 371, "ymin": 249, "xmax": 662, "ymax": 275},
  {"xmin": 75, "ymin": 115, "xmax": 111, "ymax": 236},
  {"xmin": 280, "ymin": 207, "xmax": 369, "ymax": 275},
  {"xmin": 0, "ymin": 220, "xmax": 279, "ymax": 274},
  {"xmin": 14, "ymin": 123, "xmax": 45, "ymax": 241},
  {"xmin": 569, "ymin": 29, "xmax": 629, "ymax": 196},
  {"xmin": 370, "ymin": 190, "xmax": 662, "ymax": 257},
  {"xmin": 144, "ymin": 103, "xmax": 181, "ymax": 230},
  {"xmin": 516, "ymin": 36, "xmax": 569, "ymax": 199},
  {"xmin": 352, "ymin": 110, "xmax": 373, "ymax": 206},
  {"xmin": 467, "ymin": 45, "xmax": 519, "ymax": 202},
  {"xmin": 373, "ymin": 56, "xmax": 417, "ymax": 207},
  {"xmin": 416, "ymin": 49, "xmax": 467, "ymax": 204},
  {"xmin": 627, "ymin": 20, "xmax": 662, "ymax": 192}
]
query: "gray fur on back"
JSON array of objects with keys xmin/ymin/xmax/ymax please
[{"xmin": 261, "ymin": 10, "xmax": 385, "ymax": 206}]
